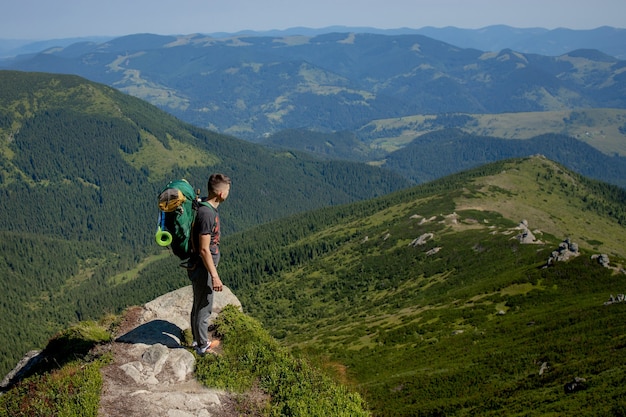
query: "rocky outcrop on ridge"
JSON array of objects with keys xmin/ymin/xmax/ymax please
[
  {"xmin": 591, "ymin": 253, "xmax": 610, "ymax": 268},
  {"xmin": 546, "ymin": 237, "xmax": 580, "ymax": 266},
  {"xmin": 1, "ymin": 285, "xmax": 244, "ymax": 416},
  {"xmin": 98, "ymin": 285, "xmax": 242, "ymax": 417},
  {"xmin": 514, "ymin": 220, "xmax": 542, "ymax": 244}
]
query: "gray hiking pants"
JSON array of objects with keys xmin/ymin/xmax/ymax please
[{"xmin": 188, "ymin": 265, "xmax": 214, "ymax": 349}]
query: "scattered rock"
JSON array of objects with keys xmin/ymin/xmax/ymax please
[
  {"xmin": 443, "ymin": 212, "xmax": 459, "ymax": 224},
  {"xmin": 591, "ymin": 253, "xmax": 610, "ymax": 268},
  {"xmin": 604, "ymin": 294, "xmax": 626, "ymax": 305},
  {"xmin": 418, "ymin": 216, "xmax": 437, "ymax": 225},
  {"xmin": 514, "ymin": 220, "xmax": 542, "ymax": 244},
  {"xmin": 409, "ymin": 233, "xmax": 434, "ymax": 247},
  {"xmin": 0, "ymin": 350, "xmax": 43, "ymax": 391},
  {"xmin": 546, "ymin": 237, "xmax": 580, "ymax": 266},
  {"xmin": 564, "ymin": 377, "xmax": 587, "ymax": 394},
  {"xmin": 425, "ymin": 247, "xmax": 441, "ymax": 256}
]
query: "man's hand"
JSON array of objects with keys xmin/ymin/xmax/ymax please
[{"xmin": 212, "ymin": 275, "xmax": 223, "ymax": 292}]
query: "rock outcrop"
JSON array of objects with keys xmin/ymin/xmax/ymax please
[
  {"xmin": 591, "ymin": 253, "xmax": 610, "ymax": 268},
  {"xmin": 604, "ymin": 294, "xmax": 626, "ymax": 305},
  {"xmin": 409, "ymin": 233, "xmax": 434, "ymax": 247},
  {"xmin": 546, "ymin": 238, "xmax": 580, "ymax": 266},
  {"xmin": 514, "ymin": 220, "xmax": 542, "ymax": 244},
  {"xmin": 98, "ymin": 285, "xmax": 242, "ymax": 416},
  {"xmin": 2, "ymin": 285, "xmax": 244, "ymax": 416}
]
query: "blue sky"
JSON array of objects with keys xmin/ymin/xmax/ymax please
[{"xmin": 3, "ymin": 0, "xmax": 625, "ymax": 40}]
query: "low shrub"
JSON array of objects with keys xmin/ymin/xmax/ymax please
[{"xmin": 195, "ymin": 305, "xmax": 371, "ymax": 417}]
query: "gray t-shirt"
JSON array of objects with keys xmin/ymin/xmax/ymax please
[{"xmin": 191, "ymin": 202, "xmax": 220, "ymax": 267}]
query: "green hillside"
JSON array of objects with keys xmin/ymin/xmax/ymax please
[
  {"xmin": 3, "ymin": 156, "xmax": 626, "ymax": 416},
  {"xmin": 0, "ymin": 70, "xmax": 411, "ymax": 377},
  {"xmin": 262, "ymin": 112, "xmax": 626, "ymax": 189},
  {"xmin": 216, "ymin": 156, "xmax": 626, "ymax": 416}
]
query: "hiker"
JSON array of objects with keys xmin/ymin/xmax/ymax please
[{"xmin": 189, "ymin": 173, "xmax": 231, "ymax": 355}]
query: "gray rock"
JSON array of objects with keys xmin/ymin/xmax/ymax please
[
  {"xmin": 409, "ymin": 233, "xmax": 434, "ymax": 246},
  {"xmin": 515, "ymin": 220, "xmax": 541, "ymax": 244},
  {"xmin": 0, "ymin": 350, "xmax": 43, "ymax": 391},
  {"xmin": 546, "ymin": 237, "xmax": 580, "ymax": 265},
  {"xmin": 99, "ymin": 285, "xmax": 242, "ymax": 416},
  {"xmin": 591, "ymin": 254, "xmax": 610, "ymax": 267}
]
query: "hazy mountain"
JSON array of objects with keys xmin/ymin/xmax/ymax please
[
  {"xmin": 2, "ymin": 32, "xmax": 624, "ymax": 141},
  {"xmin": 0, "ymin": 36, "xmax": 113, "ymax": 58},
  {"xmin": 380, "ymin": 128, "xmax": 626, "ymax": 187},
  {"xmin": 213, "ymin": 25, "xmax": 626, "ymax": 59},
  {"xmin": 414, "ymin": 25, "xmax": 626, "ymax": 59},
  {"xmin": 3, "ymin": 25, "xmax": 624, "ymax": 59}
]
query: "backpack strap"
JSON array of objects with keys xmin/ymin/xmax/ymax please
[{"xmin": 185, "ymin": 200, "xmax": 215, "ymax": 268}]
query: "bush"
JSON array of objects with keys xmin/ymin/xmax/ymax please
[
  {"xmin": 0, "ymin": 359, "xmax": 105, "ymax": 417},
  {"xmin": 195, "ymin": 305, "xmax": 371, "ymax": 417}
]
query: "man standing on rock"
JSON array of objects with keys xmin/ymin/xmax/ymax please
[{"xmin": 189, "ymin": 173, "xmax": 231, "ymax": 355}]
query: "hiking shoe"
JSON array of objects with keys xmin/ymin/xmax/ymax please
[
  {"xmin": 195, "ymin": 339, "xmax": 220, "ymax": 356},
  {"xmin": 195, "ymin": 345, "xmax": 209, "ymax": 355}
]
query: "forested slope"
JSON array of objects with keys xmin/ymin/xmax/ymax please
[{"xmin": 0, "ymin": 70, "xmax": 411, "ymax": 377}]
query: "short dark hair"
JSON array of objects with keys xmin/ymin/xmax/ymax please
[{"xmin": 208, "ymin": 173, "xmax": 231, "ymax": 196}]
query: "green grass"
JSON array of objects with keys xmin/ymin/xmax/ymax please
[
  {"xmin": 0, "ymin": 359, "xmax": 106, "ymax": 417},
  {"xmin": 245, "ymin": 230, "xmax": 626, "ymax": 415},
  {"xmin": 107, "ymin": 252, "xmax": 171, "ymax": 286},
  {"xmin": 120, "ymin": 132, "xmax": 220, "ymax": 180}
]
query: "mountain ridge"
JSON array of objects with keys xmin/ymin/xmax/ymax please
[
  {"xmin": 2, "ymin": 31, "xmax": 624, "ymax": 141},
  {"xmin": 2, "ymin": 25, "xmax": 624, "ymax": 59},
  {"xmin": 221, "ymin": 155, "xmax": 626, "ymax": 415}
]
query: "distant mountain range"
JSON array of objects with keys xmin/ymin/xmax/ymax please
[
  {"xmin": 2, "ymin": 25, "xmax": 625, "ymax": 59},
  {"xmin": 215, "ymin": 25, "xmax": 626, "ymax": 59},
  {"xmin": 2, "ymin": 29, "xmax": 624, "ymax": 144}
]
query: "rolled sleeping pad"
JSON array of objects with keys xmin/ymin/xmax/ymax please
[{"xmin": 155, "ymin": 227, "xmax": 173, "ymax": 247}]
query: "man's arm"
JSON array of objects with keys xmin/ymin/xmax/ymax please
[{"xmin": 199, "ymin": 233, "xmax": 223, "ymax": 292}]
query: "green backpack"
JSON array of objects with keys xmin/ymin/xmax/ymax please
[{"xmin": 155, "ymin": 179, "xmax": 206, "ymax": 261}]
